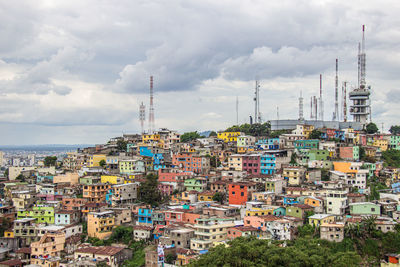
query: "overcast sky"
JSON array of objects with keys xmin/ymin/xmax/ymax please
[{"xmin": 0, "ymin": 0, "xmax": 399, "ymax": 145}]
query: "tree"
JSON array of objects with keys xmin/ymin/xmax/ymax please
[
  {"xmin": 289, "ymin": 153, "xmax": 297, "ymax": 165},
  {"xmin": 4, "ymin": 168, "xmax": 8, "ymax": 178},
  {"xmin": 366, "ymin": 123, "xmax": 378, "ymax": 134},
  {"xmin": 209, "ymin": 131, "xmax": 217, "ymax": 137},
  {"xmin": 321, "ymin": 168, "xmax": 330, "ymax": 181},
  {"xmin": 382, "ymin": 150, "xmax": 400, "ymax": 168},
  {"xmin": 359, "ymin": 147, "xmax": 366, "ymax": 161},
  {"xmin": 139, "ymin": 173, "xmax": 161, "ymax": 206},
  {"xmin": 225, "ymin": 122, "xmax": 271, "ymax": 136},
  {"xmin": 99, "ymin": 159, "xmax": 106, "ymax": 168},
  {"xmin": 212, "ymin": 192, "xmax": 225, "ymax": 204},
  {"xmin": 44, "ymin": 156, "xmax": 57, "ymax": 167},
  {"xmin": 209, "ymin": 156, "xmax": 220, "ymax": 168},
  {"xmin": 389, "ymin": 125, "xmax": 400, "ymax": 135},
  {"xmin": 180, "ymin": 131, "xmax": 201, "ymax": 142},
  {"xmin": 309, "ymin": 129, "xmax": 323, "ymax": 139},
  {"xmin": 15, "ymin": 174, "xmax": 25, "ymax": 182},
  {"xmin": 117, "ymin": 140, "xmax": 128, "ymax": 151},
  {"xmin": 165, "ymin": 253, "xmax": 177, "ymax": 264}
]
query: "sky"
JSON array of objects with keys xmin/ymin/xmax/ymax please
[{"xmin": 0, "ymin": 0, "xmax": 400, "ymax": 145}]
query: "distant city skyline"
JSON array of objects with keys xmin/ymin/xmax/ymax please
[{"xmin": 0, "ymin": 1, "xmax": 399, "ymax": 145}]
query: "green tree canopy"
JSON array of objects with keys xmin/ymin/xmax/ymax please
[
  {"xmin": 139, "ymin": 173, "xmax": 161, "ymax": 206},
  {"xmin": 209, "ymin": 131, "xmax": 217, "ymax": 137},
  {"xmin": 366, "ymin": 123, "xmax": 379, "ymax": 134},
  {"xmin": 225, "ymin": 122, "xmax": 271, "ymax": 137},
  {"xmin": 382, "ymin": 149, "xmax": 400, "ymax": 168},
  {"xmin": 309, "ymin": 129, "xmax": 323, "ymax": 139},
  {"xmin": 190, "ymin": 236, "xmax": 361, "ymax": 267},
  {"xmin": 99, "ymin": 159, "xmax": 106, "ymax": 168},
  {"xmin": 44, "ymin": 156, "xmax": 57, "ymax": 167},
  {"xmin": 212, "ymin": 192, "xmax": 225, "ymax": 204},
  {"xmin": 389, "ymin": 125, "xmax": 400, "ymax": 135},
  {"xmin": 180, "ymin": 131, "xmax": 202, "ymax": 142},
  {"xmin": 117, "ymin": 139, "xmax": 128, "ymax": 151}
]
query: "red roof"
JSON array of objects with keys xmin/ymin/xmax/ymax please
[{"xmin": 75, "ymin": 246, "xmax": 124, "ymax": 256}]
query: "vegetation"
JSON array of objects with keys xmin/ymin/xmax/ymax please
[
  {"xmin": 209, "ymin": 155, "xmax": 220, "ymax": 168},
  {"xmin": 225, "ymin": 122, "xmax": 271, "ymax": 136},
  {"xmin": 99, "ymin": 159, "xmax": 106, "ymax": 168},
  {"xmin": 289, "ymin": 152, "xmax": 297, "ymax": 165},
  {"xmin": 139, "ymin": 173, "xmax": 161, "ymax": 206},
  {"xmin": 389, "ymin": 125, "xmax": 400, "ymax": 135},
  {"xmin": 44, "ymin": 156, "xmax": 57, "ymax": 167},
  {"xmin": 382, "ymin": 149, "xmax": 400, "ymax": 168},
  {"xmin": 192, "ymin": 217, "xmax": 400, "ymax": 267},
  {"xmin": 190, "ymin": 236, "xmax": 361, "ymax": 267},
  {"xmin": 321, "ymin": 168, "xmax": 330, "ymax": 181},
  {"xmin": 15, "ymin": 174, "xmax": 26, "ymax": 182},
  {"xmin": 0, "ymin": 218, "xmax": 12, "ymax": 237},
  {"xmin": 269, "ymin": 129, "xmax": 291, "ymax": 138},
  {"xmin": 309, "ymin": 129, "xmax": 323, "ymax": 139},
  {"xmin": 117, "ymin": 139, "xmax": 128, "ymax": 151},
  {"xmin": 165, "ymin": 253, "xmax": 177, "ymax": 264},
  {"xmin": 212, "ymin": 192, "xmax": 225, "ymax": 204},
  {"xmin": 366, "ymin": 122, "xmax": 379, "ymax": 134},
  {"xmin": 180, "ymin": 131, "xmax": 202, "ymax": 142},
  {"xmin": 367, "ymin": 177, "xmax": 388, "ymax": 200},
  {"xmin": 122, "ymin": 240, "xmax": 146, "ymax": 267},
  {"xmin": 209, "ymin": 131, "xmax": 217, "ymax": 137}
]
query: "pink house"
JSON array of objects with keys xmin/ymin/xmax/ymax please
[
  {"xmin": 158, "ymin": 168, "xmax": 193, "ymax": 182},
  {"xmin": 242, "ymin": 154, "xmax": 260, "ymax": 175}
]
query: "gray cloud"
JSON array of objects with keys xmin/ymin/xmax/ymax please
[{"xmin": 0, "ymin": 0, "xmax": 399, "ymax": 144}]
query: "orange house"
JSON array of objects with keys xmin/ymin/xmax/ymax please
[{"xmin": 228, "ymin": 182, "xmax": 256, "ymax": 205}]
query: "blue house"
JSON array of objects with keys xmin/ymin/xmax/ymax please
[
  {"xmin": 283, "ymin": 196, "xmax": 299, "ymax": 205},
  {"xmin": 260, "ymin": 153, "xmax": 276, "ymax": 175},
  {"xmin": 268, "ymin": 138, "xmax": 280, "ymax": 150},
  {"xmin": 138, "ymin": 208, "xmax": 153, "ymax": 225}
]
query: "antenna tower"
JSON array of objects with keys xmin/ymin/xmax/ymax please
[
  {"xmin": 319, "ymin": 74, "xmax": 324, "ymax": 120},
  {"xmin": 333, "ymin": 59, "xmax": 339, "ymax": 121},
  {"xmin": 148, "ymin": 76, "xmax": 155, "ymax": 134},
  {"xmin": 360, "ymin": 25, "xmax": 366, "ymax": 89},
  {"xmin": 343, "ymin": 82, "xmax": 347, "ymax": 122},
  {"xmin": 254, "ymin": 80, "xmax": 261, "ymax": 123},
  {"xmin": 139, "ymin": 102, "xmax": 146, "ymax": 134},
  {"xmin": 299, "ymin": 91, "xmax": 304, "ymax": 121}
]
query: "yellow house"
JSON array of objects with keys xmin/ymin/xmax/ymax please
[
  {"xmin": 333, "ymin": 162, "xmax": 358, "ymax": 174},
  {"xmin": 308, "ymin": 214, "xmax": 335, "ymax": 227},
  {"xmin": 237, "ymin": 147, "xmax": 247, "ymax": 154},
  {"xmin": 4, "ymin": 230, "xmax": 14, "ymax": 238},
  {"xmin": 245, "ymin": 207, "xmax": 274, "ymax": 217},
  {"xmin": 142, "ymin": 134, "xmax": 160, "ymax": 142},
  {"xmin": 88, "ymin": 211, "xmax": 115, "ymax": 240},
  {"xmin": 283, "ymin": 167, "xmax": 305, "ymax": 186},
  {"xmin": 101, "ymin": 175, "xmax": 125, "ymax": 185},
  {"xmin": 198, "ymin": 191, "xmax": 214, "ymax": 202},
  {"xmin": 88, "ymin": 154, "xmax": 106, "ymax": 167},
  {"xmin": 228, "ymin": 155, "xmax": 243, "ymax": 171},
  {"xmin": 217, "ymin": 132, "xmax": 243, "ymax": 143},
  {"xmin": 30, "ymin": 232, "xmax": 65, "ymax": 266},
  {"xmin": 372, "ymin": 139, "xmax": 388, "ymax": 151}
]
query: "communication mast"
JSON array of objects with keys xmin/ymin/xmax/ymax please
[
  {"xmin": 319, "ymin": 74, "xmax": 324, "ymax": 121},
  {"xmin": 333, "ymin": 59, "xmax": 339, "ymax": 121},
  {"xmin": 253, "ymin": 80, "xmax": 261, "ymax": 123},
  {"xmin": 148, "ymin": 76, "xmax": 155, "ymax": 134},
  {"xmin": 342, "ymin": 81, "xmax": 347, "ymax": 122},
  {"xmin": 139, "ymin": 102, "xmax": 146, "ymax": 134},
  {"xmin": 299, "ymin": 91, "xmax": 304, "ymax": 121}
]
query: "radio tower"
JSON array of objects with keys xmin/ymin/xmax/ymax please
[
  {"xmin": 319, "ymin": 74, "xmax": 324, "ymax": 121},
  {"xmin": 148, "ymin": 76, "xmax": 155, "ymax": 134},
  {"xmin": 139, "ymin": 102, "xmax": 146, "ymax": 134},
  {"xmin": 349, "ymin": 25, "xmax": 370, "ymax": 126},
  {"xmin": 342, "ymin": 81, "xmax": 347, "ymax": 122},
  {"xmin": 253, "ymin": 80, "xmax": 261, "ymax": 123},
  {"xmin": 298, "ymin": 91, "xmax": 304, "ymax": 121},
  {"xmin": 333, "ymin": 59, "xmax": 339, "ymax": 121}
]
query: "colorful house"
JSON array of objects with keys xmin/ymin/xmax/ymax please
[
  {"xmin": 228, "ymin": 182, "xmax": 257, "ymax": 205},
  {"xmin": 17, "ymin": 206, "xmax": 54, "ymax": 224},
  {"xmin": 349, "ymin": 202, "xmax": 381, "ymax": 216},
  {"xmin": 87, "ymin": 211, "xmax": 115, "ymax": 239},
  {"xmin": 217, "ymin": 132, "xmax": 243, "ymax": 143}
]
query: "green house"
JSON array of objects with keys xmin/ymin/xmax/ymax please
[
  {"xmin": 184, "ymin": 178, "xmax": 207, "ymax": 192},
  {"xmin": 17, "ymin": 206, "xmax": 55, "ymax": 224},
  {"xmin": 285, "ymin": 204, "xmax": 314, "ymax": 219},
  {"xmin": 349, "ymin": 202, "xmax": 380, "ymax": 216}
]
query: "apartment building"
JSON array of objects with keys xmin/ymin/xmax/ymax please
[{"xmin": 87, "ymin": 211, "xmax": 115, "ymax": 239}]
